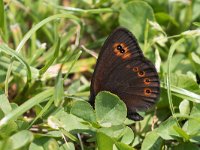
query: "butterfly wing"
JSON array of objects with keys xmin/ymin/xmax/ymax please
[{"xmin": 89, "ymin": 28, "xmax": 160, "ymax": 121}]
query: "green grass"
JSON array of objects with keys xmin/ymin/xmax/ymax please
[{"xmin": 0, "ymin": 0, "xmax": 200, "ymax": 150}]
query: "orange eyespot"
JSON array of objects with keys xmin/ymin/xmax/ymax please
[
  {"xmin": 113, "ymin": 42, "xmax": 131, "ymax": 60},
  {"xmin": 116, "ymin": 45, "xmax": 125, "ymax": 53},
  {"xmin": 138, "ymin": 71, "xmax": 145, "ymax": 77},
  {"xmin": 133, "ymin": 67, "xmax": 139, "ymax": 72},
  {"xmin": 144, "ymin": 88, "xmax": 152, "ymax": 96},
  {"xmin": 144, "ymin": 78, "xmax": 150, "ymax": 85}
]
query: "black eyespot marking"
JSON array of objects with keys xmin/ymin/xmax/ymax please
[
  {"xmin": 139, "ymin": 71, "xmax": 144, "ymax": 75},
  {"xmin": 133, "ymin": 67, "xmax": 139, "ymax": 72},
  {"xmin": 117, "ymin": 45, "xmax": 122, "ymax": 50},
  {"xmin": 144, "ymin": 88, "xmax": 151, "ymax": 96},
  {"xmin": 117, "ymin": 45, "xmax": 125, "ymax": 53},
  {"xmin": 144, "ymin": 78, "xmax": 150, "ymax": 85},
  {"xmin": 120, "ymin": 49, "xmax": 125, "ymax": 53},
  {"xmin": 146, "ymin": 89, "xmax": 151, "ymax": 93},
  {"xmin": 138, "ymin": 71, "xmax": 145, "ymax": 77}
]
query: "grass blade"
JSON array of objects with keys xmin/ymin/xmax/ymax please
[
  {"xmin": 0, "ymin": 88, "xmax": 54, "ymax": 127},
  {"xmin": 166, "ymin": 38, "xmax": 185, "ymax": 124}
]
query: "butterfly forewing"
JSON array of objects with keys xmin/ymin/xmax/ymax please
[{"xmin": 90, "ymin": 28, "xmax": 160, "ymax": 121}]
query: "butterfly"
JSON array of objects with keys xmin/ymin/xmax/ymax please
[{"xmin": 89, "ymin": 27, "xmax": 160, "ymax": 121}]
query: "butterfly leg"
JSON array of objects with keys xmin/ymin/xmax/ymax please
[{"xmin": 127, "ymin": 111, "xmax": 143, "ymax": 121}]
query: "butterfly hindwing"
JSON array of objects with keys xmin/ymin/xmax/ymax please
[{"xmin": 90, "ymin": 28, "xmax": 160, "ymax": 121}]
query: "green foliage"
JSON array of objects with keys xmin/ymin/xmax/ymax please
[
  {"xmin": 95, "ymin": 92, "xmax": 127, "ymax": 126},
  {"xmin": 0, "ymin": 0, "xmax": 200, "ymax": 149},
  {"xmin": 119, "ymin": 1, "xmax": 155, "ymax": 41}
]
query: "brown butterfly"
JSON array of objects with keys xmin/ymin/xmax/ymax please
[{"xmin": 89, "ymin": 27, "xmax": 160, "ymax": 121}]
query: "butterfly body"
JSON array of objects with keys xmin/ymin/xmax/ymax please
[{"xmin": 89, "ymin": 28, "xmax": 160, "ymax": 121}]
